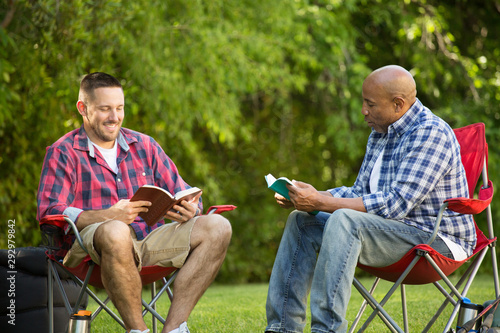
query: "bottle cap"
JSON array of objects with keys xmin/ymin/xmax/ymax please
[{"xmin": 74, "ymin": 310, "xmax": 92, "ymax": 316}]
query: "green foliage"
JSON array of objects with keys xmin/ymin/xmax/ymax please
[{"xmin": 1, "ymin": 0, "xmax": 499, "ymax": 282}]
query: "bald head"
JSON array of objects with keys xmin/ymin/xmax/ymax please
[
  {"xmin": 365, "ymin": 65, "xmax": 417, "ymax": 106},
  {"xmin": 361, "ymin": 65, "xmax": 418, "ymax": 133}
]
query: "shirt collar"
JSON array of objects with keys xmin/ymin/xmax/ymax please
[
  {"xmin": 387, "ymin": 98, "xmax": 423, "ymax": 137},
  {"xmin": 73, "ymin": 125, "xmax": 133, "ymax": 157}
]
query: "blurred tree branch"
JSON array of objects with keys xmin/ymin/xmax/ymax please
[{"xmin": 1, "ymin": 0, "xmax": 15, "ymax": 29}]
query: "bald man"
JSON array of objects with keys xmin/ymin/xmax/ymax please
[{"xmin": 265, "ymin": 65, "xmax": 474, "ymax": 333}]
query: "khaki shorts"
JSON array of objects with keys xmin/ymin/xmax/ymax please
[{"xmin": 63, "ymin": 217, "xmax": 199, "ymax": 271}]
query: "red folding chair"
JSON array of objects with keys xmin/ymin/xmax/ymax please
[
  {"xmin": 349, "ymin": 123, "xmax": 498, "ymax": 333},
  {"xmin": 40, "ymin": 205, "xmax": 236, "ymax": 333}
]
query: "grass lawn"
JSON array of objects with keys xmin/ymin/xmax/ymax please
[{"xmin": 87, "ymin": 274, "xmax": 496, "ymax": 332}]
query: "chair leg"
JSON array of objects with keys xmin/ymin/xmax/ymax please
[
  {"xmin": 47, "ymin": 258, "xmax": 54, "ymax": 333},
  {"xmin": 165, "ymin": 270, "xmax": 178, "ymax": 301},
  {"xmin": 400, "ymin": 284, "xmax": 408, "ymax": 333},
  {"xmin": 483, "ymin": 169, "xmax": 499, "ymax": 296},
  {"xmin": 71, "ymin": 261, "xmax": 95, "ymax": 314},
  {"xmin": 349, "ymin": 278, "xmax": 381, "ymax": 333},
  {"xmin": 489, "ymin": 239, "xmax": 500, "ymax": 297},
  {"xmin": 352, "ymin": 277, "xmax": 403, "ymax": 333},
  {"xmin": 441, "ymin": 248, "xmax": 489, "ymax": 333},
  {"xmin": 488, "ymin": 232, "xmax": 500, "ymax": 297},
  {"xmin": 91, "ymin": 297, "xmax": 112, "ymax": 320},
  {"xmin": 49, "ymin": 261, "xmax": 74, "ymax": 314},
  {"xmin": 152, "ymin": 281, "xmax": 157, "ymax": 333}
]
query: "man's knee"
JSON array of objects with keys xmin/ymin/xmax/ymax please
[
  {"xmin": 214, "ymin": 214, "xmax": 232, "ymax": 241},
  {"xmin": 326, "ymin": 209, "xmax": 359, "ymax": 234},
  {"xmin": 285, "ymin": 210, "xmax": 314, "ymax": 231},
  {"xmin": 94, "ymin": 220, "xmax": 132, "ymax": 254},
  {"xmin": 288, "ymin": 210, "xmax": 307, "ymax": 222},
  {"xmin": 198, "ymin": 214, "xmax": 232, "ymax": 244}
]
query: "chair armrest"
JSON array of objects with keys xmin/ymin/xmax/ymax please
[
  {"xmin": 428, "ymin": 180, "xmax": 494, "ymax": 246},
  {"xmin": 205, "ymin": 205, "xmax": 237, "ymax": 215},
  {"xmin": 445, "ymin": 180, "xmax": 494, "ymax": 215},
  {"xmin": 39, "ymin": 215, "xmax": 89, "ymax": 254},
  {"xmin": 427, "ymin": 202, "xmax": 449, "ymax": 246}
]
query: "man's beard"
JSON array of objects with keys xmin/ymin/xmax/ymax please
[{"xmin": 88, "ymin": 119, "xmax": 121, "ymax": 143}]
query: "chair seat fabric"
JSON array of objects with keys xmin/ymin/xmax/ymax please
[{"xmin": 357, "ymin": 230, "xmax": 495, "ymax": 284}]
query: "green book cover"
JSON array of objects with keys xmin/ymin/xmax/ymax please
[
  {"xmin": 265, "ymin": 174, "xmax": 319, "ymax": 215},
  {"xmin": 265, "ymin": 174, "xmax": 294, "ymax": 200}
]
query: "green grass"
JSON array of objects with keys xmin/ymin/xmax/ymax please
[{"xmin": 87, "ymin": 274, "xmax": 497, "ymax": 332}]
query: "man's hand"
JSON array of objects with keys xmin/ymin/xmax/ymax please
[
  {"xmin": 275, "ymin": 192, "xmax": 295, "ymax": 209},
  {"xmin": 165, "ymin": 191, "xmax": 202, "ymax": 223},
  {"xmin": 76, "ymin": 199, "xmax": 151, "ymax": 231},
  {"xmin": 108, "ymin": 199, "xmax": 152, "ymax": 224},
  {"xmin": 287, "ymin": 181, "xmax": 320, "ymax": 213}
]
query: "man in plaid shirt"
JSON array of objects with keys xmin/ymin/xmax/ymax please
[
  {"xmin": 37, "ymin": 72, "xmax": 232, "ymax": 333},
  {"xmin": 265, "ymin": 65, "xmax": 475, "ymax": 333}
]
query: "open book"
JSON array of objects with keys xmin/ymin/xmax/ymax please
[
  {"xmin": 130, "ymin": 185, "xmax": 202, "ymax": 226},
  {"xmin": 265, "ymin": 173, "xmax": 318, "ymax": 215},
  {"xmin": 265, "ymin": 173, "xmax": 295, "ymax": 200}
]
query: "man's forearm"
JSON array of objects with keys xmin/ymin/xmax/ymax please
[
  {"xmin": 75, "ymin": 209, "xmax": 117, "ymax": 231},
  {"xmin": 316, "ymin": 191, "xmax": 367, "ymax": 213},
  {"xmin": 73, "ymin": 199, "xmax": 150, "ymax": 231}
]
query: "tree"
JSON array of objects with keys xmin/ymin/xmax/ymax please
[{"xmin": 1, "ymin": 0, "xmax": 499, "ymax": 282}]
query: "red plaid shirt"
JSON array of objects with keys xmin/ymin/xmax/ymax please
[{"xmin": 37, "ymin": 126, "xmax": 202, "ymax": 249}]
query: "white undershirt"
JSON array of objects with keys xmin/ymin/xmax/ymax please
[
  {"xmin": 370, "ymin": 149, "xmax": 384, "ymax": 193},
  {"xmin": 92, "ymin": 140, "xmax": 118, "ymax": 173},
  {"xmin": 369, "ymin": 148, "xmax": 467, "ymax": 260},
  {"xmin": 439, "ymin": 235, "xmax": 468, "ymax": 261}
]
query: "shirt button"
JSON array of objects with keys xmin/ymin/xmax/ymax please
[
  {"xmin": 117, "ymin": 178, "xmax": 121, "ymax": 182},
  {"xmin": 142, "ymin": 172, "xmax": 146, "ymax": 176}
]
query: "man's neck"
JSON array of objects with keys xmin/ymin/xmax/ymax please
[{"xmin": 84, "ymin": 126, "xmax": 116, "ymax": 149}]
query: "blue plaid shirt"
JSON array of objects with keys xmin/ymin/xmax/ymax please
[{"xmin": 328, "ymin": 99, "xmax": 476, "ymax": 255}]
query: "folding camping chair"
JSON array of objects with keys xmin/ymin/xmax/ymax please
[
  {"xmin": 40, "ymin": 204, "xmax": 236, "ymax": 333},
  {"xmin": 349, "ymin": 123, "xmax": 499, "ymax": 333}
]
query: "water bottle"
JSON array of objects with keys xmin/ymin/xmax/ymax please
[
  {"xmin": 456, "ymin": 298, "xmax": 483, "ymax": 332},
  {"xmin": 67, "ymin": 310, "xmax": 92, "ymax": 333}
]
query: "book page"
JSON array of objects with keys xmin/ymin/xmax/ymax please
[
  {"xmin": 265, "ymin": 174, "xmax": 295, "ymax": 200},
  {"xmin": 173, "ymin": 187, "xmax": 202, "ymax": 201}
]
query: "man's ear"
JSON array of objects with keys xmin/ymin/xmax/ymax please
[
  {"xmin": 393, "ymin": 97, "xmax": 405, "ymax": 113},
  {"xmin": 76, "ymin": 100, "xmax": 87, "ymax": 116}
]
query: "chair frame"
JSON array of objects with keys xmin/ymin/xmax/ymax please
[
  {"xmin": 42, "ymin": 205, "xmax": 235, "ymax": 333},
  {"xmin": 349, "ymin": 124, "xmax": 499, "ymax": 333}
]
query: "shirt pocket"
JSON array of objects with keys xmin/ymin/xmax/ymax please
[{"xmin": 134, "ymin": 167, "xmax": 155, "ymax": 190}]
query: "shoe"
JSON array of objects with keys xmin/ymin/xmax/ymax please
[{"xmin": 179, "ymin": 322, "xmax": 190, "ymax": 333}]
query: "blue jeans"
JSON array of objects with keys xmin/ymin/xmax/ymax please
[{"xmin": 265, "ymin": 209, "xmax": 452, "ymax": 333}]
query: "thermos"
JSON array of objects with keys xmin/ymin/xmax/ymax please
[
  {"xmin": 456, "ymin": 298, "xmax": 483, "ymax": 332},
  {"xmin": 67, "ymin": 310, "xmax": 92, "ymax": 333}
]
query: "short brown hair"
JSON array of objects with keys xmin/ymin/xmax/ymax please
[{"xmin": 79, "ymin": 72, "xmax": 122, "ymax": 102}]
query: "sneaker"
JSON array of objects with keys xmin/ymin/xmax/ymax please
[{"xmin": 179, "ymin": 322, "xmax": 190, "ymax": 333}]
